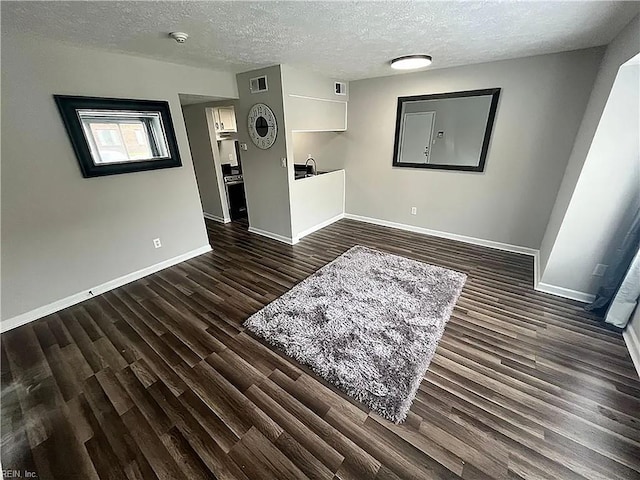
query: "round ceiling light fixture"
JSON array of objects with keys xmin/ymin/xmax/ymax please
[{"xmin": 390, "ymin": 54, "xmax": 433, "ymax": 70}]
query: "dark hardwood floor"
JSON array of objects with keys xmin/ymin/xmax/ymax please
[{"xmin": 2, "ymin": 218, "xmax": 640, "ymax": 479}]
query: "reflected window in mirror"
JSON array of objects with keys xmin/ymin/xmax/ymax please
[{"xmin": 392, "ymin": 88, "xmax": 500, "ymax": 172}]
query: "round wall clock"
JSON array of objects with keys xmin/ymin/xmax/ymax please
[{"xmin": 247, "ymin": 103, "xmax": 278, "ymax": 150}]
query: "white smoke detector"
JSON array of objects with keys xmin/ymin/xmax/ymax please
[{"xmin": 169, "ymin": 32, "xmax": 189, "ymax": 44}]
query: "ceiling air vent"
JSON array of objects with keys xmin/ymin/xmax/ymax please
[
  {"xmin": 250, "ymin": 76, "xmax": 268, "ymax": 93},
  {"xmin": 335, "ymin": 82, "xmax": 347, "ymax": 95}
]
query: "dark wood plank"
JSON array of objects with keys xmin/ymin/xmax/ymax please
[{"xmin": 2, "ymin": 217, "xmax": 639, "ymax": 479}]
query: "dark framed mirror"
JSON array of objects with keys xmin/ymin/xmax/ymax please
[
  {"xmin": 54, "ymin": 95, "xmax": 182, "ymax": 178},
  {"xmin": 392, "ymin": 88, "xmax": 500, "ymax": 172}
]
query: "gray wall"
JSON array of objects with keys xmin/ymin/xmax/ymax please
[
  {"xmin": 184, "ymin": 99, "xmax": 241, "ymax": 222},
  {"xmin": 540, "ymin": 62, "xmax": 640, "ymax": 294},
  {"xmin": 234, "ymin": 66, "xmax": 349, "ymax": 241},
  {"xmin": 236, "ymin": 65, "xmax": 293, "ymax": 239},
  {"xmin": 182, "ymin": 104, "xmax": 227, "ymax": 220},
  {"xmin": 342, "ymin": 48, "xmax": 603, "ymax": 249},
  {"xmin": 540, "ymin": 15, "xmax": 640, "ymax": 272},
  {"xmin": 1, "ymin": 33, "xmax": 237, "ymax": 321}
]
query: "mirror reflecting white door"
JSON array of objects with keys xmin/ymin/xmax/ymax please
[
  {"xmin": 399, "ymin": 111, "xmax": 436, "ymax": 164},
  {"xmin": 392, "ymin": 88, "xmax": 500, "ymax": 172}
]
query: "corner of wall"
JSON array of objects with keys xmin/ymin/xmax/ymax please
[
  {"xmin": 235, "ymin": 65, "xmax": 293, "ymax": 240},
  {"xmin": 538, "ymin": 16, "xmax": 640, "ymax": 296}
]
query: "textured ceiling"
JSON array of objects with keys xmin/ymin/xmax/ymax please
[{"xmin": 3, "ymin": 1, "xmax": 639, "ymax": 80}]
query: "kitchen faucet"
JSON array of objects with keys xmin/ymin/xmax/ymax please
[{"xmin": 305, "ymin": 156, "xmax": 317, "ymax": 176}]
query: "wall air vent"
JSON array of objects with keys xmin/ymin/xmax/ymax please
[
  {"xmin": 250, "ymin": 76, "xmax": 268, "ymax": 93},
  {"xmin": 335, "ymin": 82, "xmax": 347, "ymax": 95}
]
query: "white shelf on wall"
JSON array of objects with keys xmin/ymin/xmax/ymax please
[{"xmin": 286, "ymin": 94, "xmax": 347, "ymax": 132}]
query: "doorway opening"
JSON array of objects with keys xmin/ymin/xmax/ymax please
[{"xmin": 179, "ymin": 94, "xmax": 247, "ymax": 225}]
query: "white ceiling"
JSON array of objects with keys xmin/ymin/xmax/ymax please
[{"xmin": 3, "ymin": 1, "xmax": 639, "ymax": 81}]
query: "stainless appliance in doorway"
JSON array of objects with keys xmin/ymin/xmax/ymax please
[
  {"xmin": 224, "ymin": 174, "xmax": 247, "ymax": 220},
  {"xmin": 222, "ymin": 140, "xmax": 247, "ymax": 221}
]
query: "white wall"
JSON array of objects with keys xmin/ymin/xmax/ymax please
[
  {"xmin": 219, "ymin": 140, "xmax": 239, "ymax": 167},
  {"xmin": 540, "ymin": 62, "xmax": 640, "ymax": 295},
  {"xmin": 341, "ymin": 48, "xmax": 603, "ymax": 249},
  {"xmin": 291, "ymin": 170, "xmax": 345, "ymax": 239},
  {"xmin": 540, "ymin": 16, "xmax": 640, "ymax": 272},
  {"xmin": 1, "ymin": 34, "xmax": 238, "ymax": 323},
  {"xmin": 284, "ymin": 96, "xmax": 347, "ymax": 132}
]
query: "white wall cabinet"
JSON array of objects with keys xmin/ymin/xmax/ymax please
[
  {"xmin": 213, "ymin": 106, "xmax": 237, "ymax": 133},
  {"xmin": 286, "ymin": 96, "xmax": 347, "ymax": 132}
]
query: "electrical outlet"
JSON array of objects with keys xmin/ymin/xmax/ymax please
[
  {"xmin": 228, "ymin": 153, "xmax": 234, "ymax": 162},
  {"xmin": 281, "ymin": 157, "xmax": 287, "ymax": 168},
  {"xmin": 239, "ymin": 143, "xmax": 248, "ymax": 151},
  {"xmin": 592, "ymin": 264, "xmax": 607, "ymax": 276},
  {"xmin": 153, "ymin": 238, "xmax": 162, "ymax": 249},
  {"xmin": 411, "ymin": 207, "xmax": 417, "ymax": 215}
]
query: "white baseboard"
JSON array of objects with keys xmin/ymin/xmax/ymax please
[
  {"xmin": 248, "ymin": 226, "xmax": 296, "ymax": 245},
  {"xmin": 294, "ymin": 213, "xmax": 345, "ymax": 243},
  {"xmin": 534, "ymin": 282, "xmax": 595, "ymax": 303},
  {"xmin": 0, "ymin": 245, "xmax": 212, "ymax": 333},
  {"xmin": 248, "ymin": 213, "xmax": 345, "ymax": 245},
  {"xmin": 623, "ymin": 326, "xmax": 640, "ymax": 379},
  {"xmin": 341, "ymin": 213, "xmax": 600, "ymax": 305},
  {"xmin": 203, "ymin": 212, "xmax": 230, "ymax": 224},
  {"xmin": 344, "ymin": 213, "xmax": 539, "ymax": 257}
]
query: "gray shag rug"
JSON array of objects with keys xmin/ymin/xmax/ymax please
[{"xmin": 244, "ymin": 245, "xmax": 466, "ymax": 423}]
